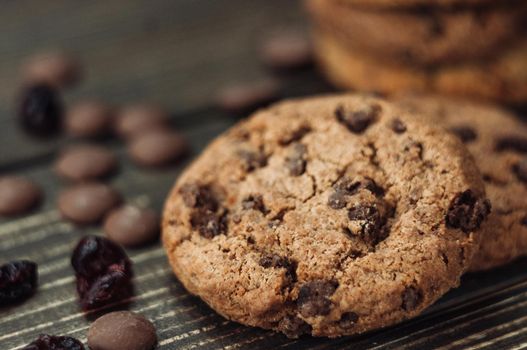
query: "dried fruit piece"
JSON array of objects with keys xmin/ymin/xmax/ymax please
[
  {"xmin": 0, "ymin": 260, "xmax": 38, "ymax": 306},
  {"xmin": 446, "ymin": 190, "xmax": 491, "ymax": 233},
  {"xmin": 22, "ymin": 334, "xmax": 85, "ymax": 350},
  {"xmin": 18, "ymin": 84, "xmax": 63, "ymax": 137},
  {"xmin": 71, "ymin": 236, "xmax": 133, "ymax": 310}
]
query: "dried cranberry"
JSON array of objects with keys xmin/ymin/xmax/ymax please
[
  {"xmin": 18, "ymin": 84, "xmax": 63, "ymax": 137},
  {"xmin": 0, "ymin": 260, "xmax": 38, "ymax": 306},
  {"xmin": 71, "ymin": 236, "xmax": 133, "ymax": 310},
  {"xmin": 22, "ymin": 334, "xmax": 85, "ymax": 350}
]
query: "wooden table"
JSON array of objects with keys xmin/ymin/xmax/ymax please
[{"xmin": 1, "ymin": 1, "xmax": 527, "ymax": 349}]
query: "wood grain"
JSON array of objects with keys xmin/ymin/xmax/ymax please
[{"xmin": 1, "ymin": 0, "xmax": 527, "ymax": 349}]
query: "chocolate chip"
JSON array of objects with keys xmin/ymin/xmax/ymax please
[
  {"xmin": 242, "ymin": 195, "xmax": 268, "ymax": 214},
  {"xmin": 128, "ymin": 130, "xmax": 188, "ymax": 167},
  {"xmin": 216, "ymin": 80, "xmax": 280, "ymax": 115},
  {"xmin": 328, "ymin": 191, "xmax": 348, "ymax": 209},
  {"xmin": 285, "ymin": 143, "xmax": 307, "ymax": 176},
  {"xmin": 55, "ymin": 145, "xmax": 117, "ymax": 181},
  {"xmin": 0, "ymin": 176, "xmax": 42, "ymax": 216},
  {"xmin": 18, "ymin": 84, "xmax": 63, "ymax": 137},
  {"xmin": 335, "ymin": 104, "xmax": 380, "ymax": 134},
  {"xmin": 115, "ymin": 104, "xmax": 169, "ymax": 140},
  {"xmin": 362, "ymin": 178, "xmax": 385, "ymax": 197},
  {"xmin": 495, "ymin": 136, "xmax": 527, "ymax": 153},
  {"xmin": 259, "ymin": 253, "xmax": 297, "ymax": 283},
  {"xmin": 513, "ymin": 159, "xmax": 527, "ymax": 183},
  {"xmin": 338, "ymin": 312, "xmax": 359, "ymax": 328},
  {"xmin": 260, "ymin": 31, "xmax": 312, "ymax": 71},
  {"xmin": 88, "ymin": 311, "xmax": 157, "ymax": 350},
  {"xmin": 238, "ymin": 150, "xmax": 267, "ymax": 172},
  {"xmin": 179, "ymin": 184, "xmax": 218, "ymax": 211},
  {"xmin": 279, "ymin": 126, "xmax": 311, "ymax": 145},
  {"xmin": 348, "ymin": 205, "xmax": 384, "ymax": 243},
  {"xmin": 402, "ymin": 286, "xmax": 423, "ymax": 311},
  {"xmin": 333, "ymin": 178, "xmax": 361, "ymax": 195},
  {"xmin": 22, "ymin": 51, "xmax": 81, "ymax": 88},
  {"xmin": 449, "ymin": 125, "xmax": 477, "ymax": 143},
  {"xmin": 190, "ymin": 208, "xmax": 227, "ymax": 238},
  {"xmin": 65, "ymin": 101, "xmax": 113, "ymax": 138},
  {"xmin": 58, "ymin": 183, "xmax": 121, "ymax": 225},
  {"xmin": 521, "ymin": 215, "xmax": 527, "ymax": 226},
  {"xmin": 446, "ymin": 190, "xmax": 491, "ymax": 233},
  {"xmin": 391, "ymin": 118, "xmax": 407, "ymax": 134},
  {"xmin": 103, "ymin": 205, "xmax": 160, "ymax": 247},
  {"xmin": 279, "ymin": 315, "xmax": 312, "ymax": 338},
  {"xmin": 297, "ymin": 280, "xmax": 338, "ymax": 317}
]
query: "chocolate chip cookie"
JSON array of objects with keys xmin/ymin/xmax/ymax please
[
  {"xmin": 162, "ymin": 94, "xmax": 490, "ymax": 337},
  {"xmin": 394, "ymin": 95, "xmax": 527, "ymax": 271},
  {"xmin": 313, "ymin": 29, "xmax": 527, "ymax": 103},
  {"xmin": 307, "ymin": 0, "xmax": 525, "ymax": 65}
]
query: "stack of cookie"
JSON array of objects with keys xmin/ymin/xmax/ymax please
[{"xmin": 306, "ymin": 0, "xmax": 527, "ymax": 104}]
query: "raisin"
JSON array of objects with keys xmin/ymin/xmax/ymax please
[
  {"xmin": 259, "ymin": 253, "xmax": 297, "ymax": 283},
  {"xmin": 242, "ymin": 195, "xmax": 268, "ymax": 214},
  {"xmin": 446, "ymin": 190, "xmax": 491, "ymax": 233},
  {"xmin": 513, "ymin": 159, "xmax": 527, "ymax": 183},
  {"xmin": 297, "ymin": 279, "xmax": 338, "ymax": 317},
  {"xmin": 448, "ymin": 125, "xmax": 477, "ymax": 144},
  {"xmin": 495, "ymin": 136, "xmax": 527, "ymax": 153},
  {"xmin": 391, "ymin": 118, "xmax": 407, "ymax": 134},
  {"xmin": 285, "ymin": 143, "xmax": 307, "ymax": 176},
  {"xmin": 0, "ymin": 260, "xmax": 38, "ymax": 306},
  {"xmin": 190, "ymin": 208, "xmax": 228, "ymax": 238},
  {"xmin": 402, "ymin": 286, "xmax": 423, "ymax": 311},
  {"xmin": 279, "ymin": 315, "xmax": 312, "ymax": 338},
  {"xmin": 22, "ymin": 334, "xmax": 85, "ymax": 350},
  {"xmin": 18, "ymin": 84, "xmax": 63, "ymax": 137},
  {"xmin": 335, "ymin": 104, "xmax": 380, "ymax": 134},
  {"xmin": 338, "ymin": 312, "xmax": 359, "ymax": 328},
  {"xmin": 71, "ymin": 236, "xmax": 133, "ymax": 311},
  {"xmin": 179, "ymin": 184, "xmax": 218, "ymax": 211},
  {"xmin": 238, "ymin": 150, "xmax": 267, "ymax": 172}
]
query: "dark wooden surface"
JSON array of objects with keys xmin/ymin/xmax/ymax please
[{"xmin": 1, "ymin": 1, "xmax": 527, "ymax": 349}]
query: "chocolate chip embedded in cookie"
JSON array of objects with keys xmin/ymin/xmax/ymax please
[
  {"xmin": 394, "ymin": 94, "xmax": 527, "ymax": 271},
  {"xmin": 163, "ymin": 94, "xmax": 489, "ymax": 337}
]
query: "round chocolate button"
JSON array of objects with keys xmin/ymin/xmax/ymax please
[
  {"xmin": 0, "ymin": 177, "xmax": 42, "ymax": 216},
  {"xmin": 88, "ymin": 311, "xmax": 157, "ymax": 350},
  {"xmin": 128, "ymin": 130, "xmax": 188, "ymax": 167},
  {"xmin": 65, "ymin": 101, "xmax": 114, "ymax": 138},
  {"xmin": 55, "ymin": 144, "xmax": 117, "ymax": 181},
  {"xmin": 104, "ymin": 205, "xmax": 160, "ymax": 247},
  {"xmin": 58, "ymin": 183, "xmax": 121, "ymax": 224},
  {"xmin": 22, "ymin": 51, "xmax": 81, "ymax": 88},
  {"xmin": 115, "ymin": 104, "xmax": 169, "ymax": 139}
]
